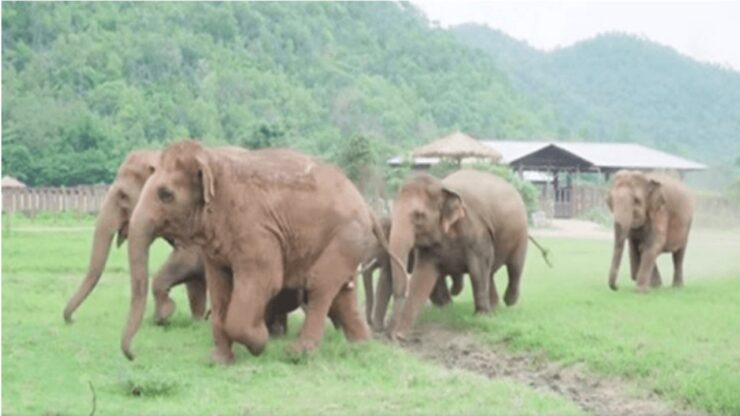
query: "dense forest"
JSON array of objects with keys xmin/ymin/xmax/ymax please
[
  {"xmin": 1, "ymin": 2, "xmax": 553, "ymax": 186},
  {"xmin": 2, "ymin": 2, "xmax": 739, "ymax": 187}
]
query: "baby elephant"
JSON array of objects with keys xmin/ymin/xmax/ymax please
[
  {"xmin": 606, "ymin": 170, "xmax": 694, "ymax": 293},
  {"xmin": 360, "ymin": 216, "xmax": 464, "ymax": 331}
]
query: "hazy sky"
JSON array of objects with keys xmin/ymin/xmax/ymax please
[{"xmin": 411, "ymin": 1, "xmax": 740, "ymax": 72}]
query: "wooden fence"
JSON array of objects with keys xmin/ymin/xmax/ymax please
[{"xmin": 2, "ymin": 185, "xmax": 110, "ymax": 215}]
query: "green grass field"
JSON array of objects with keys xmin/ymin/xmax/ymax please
[{"xmin": 2, "ymin": 221, "xmax": 739, "ymax": 415}]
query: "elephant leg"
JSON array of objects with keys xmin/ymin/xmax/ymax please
[
  {"xmin": 488, "ymin": 261, "xmax": 505, "ymax": 310},
  {"xmin": 450, "ymin": 273, "xmax": 464, "ymax": 296},
  {"xmin": 151, "ymin": 251, "xmax": 192, "ymax": 324},
  {"xmin": 265, "ymin": 289, "xmax": 300, "ymax": 337},
  {"xmin": 293, "ymin": 238, "xmax": 362, "ymax": 353},
  {"xmin": 504, "ymin": 247, "xmax": 527, "ymax": 306},
  {"xmin": 650, "ymin": 264, "xmax": 663, "ymax": 288},
  {"xmin": 628, "ymin": 238, "xmax": 641, "ymax": 282},
  {"xmin": 467, "ymin": 255, "xmax": 492, "ymax": 314},
  {"xmin": 329, "ymin": 282, "xmax": 370, "ymax": 342},
  {"xmin": 224, "ymin": 261, "xmax": 281, "ymax": 356},
  {"xmin": 185, "ymin": 276, "xmax": 207, "ymax": 320},
  {"xmin": 635, "ymin": 240, "xmax": 666, "ymax": 293},
  {"xmin": 203, "ymin": 259, "xmax": 234, "ymax": 364},
  {"xmin": 429, "ymin": 276, "xmax": 452, "ymax": 307},
  {"xmin": 672, "ymin": 246, "xmax": 686, "ymax": 288},
  {"xmin": 393, "ymin": 258, "xmax": 439, "ymax": 340},
  {"xmin": 371, "ymin": 264, "xmax": 392, "ymax": 332},
  {"xmin": 362, "ymin": 266, "xmax": 376, "ymax": 326}
]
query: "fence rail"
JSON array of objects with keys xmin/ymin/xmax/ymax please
[{"xmin": 2, "ymin": 185, "xmax": 110, "ymax": 215}]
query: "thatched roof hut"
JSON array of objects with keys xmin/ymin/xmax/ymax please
[
  {"xmin": 2, "ymin": 176, "xmax": 26, "ymax": 189},
  {"xmin": 412, "ymin": 131, "xmax": 502, "ymax": 163}
]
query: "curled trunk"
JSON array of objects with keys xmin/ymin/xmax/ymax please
[
  {"xmin": 121, "ymin": 210, "xmax": 156, "ymax": 360},
  {"xmin": 63, "ymin": 192, "xmax": 121, "ymax": 323}
]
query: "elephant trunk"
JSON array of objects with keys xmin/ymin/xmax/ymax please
[
  {"xmin": 121, "ymin": 205, "xmax": 156, "ymax": 361},
  {"xmin": 63, "ymin": 190, "xmax": 121, "ymax": 323},
  {"xmin": 608, "ymin": 222, "xmax": 630, "ymax": 291},
  {"xmin": 386, "ymin": 209, "xmax": 414, "ymax": 333}
]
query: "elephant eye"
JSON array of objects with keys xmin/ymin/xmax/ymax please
[
  {"xmin": 117, "ymin": 190, "xmax": 128, "ymax": 201},
  {"xmin": 633, "ymin": 196, "xmax": 641, "ymax": 205},
  {"xmin": 158, "ymin": 187, "xmax": 175, "ymax": 203},
  {"xmin": 412, "ymin": 211, "xmax": 427, "ymax": 222}
]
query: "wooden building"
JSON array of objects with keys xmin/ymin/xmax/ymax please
[{"xmin": 389, "ymin": 139, "xmax": 707, "ymax": 219}]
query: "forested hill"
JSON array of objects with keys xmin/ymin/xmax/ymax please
[
  {"xmin": 452, "ymin": 24, "xmax": 740, "ymax": 165},
  {"xmin": 1, "ymin": 2, "xmax": 554, "ymax": 186}
]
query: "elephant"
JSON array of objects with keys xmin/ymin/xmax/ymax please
[
  {"xmin": 122, "ymin": 140, "xmax": 405, "ymax": 362},
  {"xmin": 63, "ymin": 150, "xmax": 208, "ymax": 325},
  {"xmin": 606, "ymin": 170, "xmax": 694, "ymax": 293},
  {"xmin": 382, "ymin": 170, "xmax": 537, "ymax": 339},
  {"xmin": 359, "ymin": 216, "xmax": 464, "ymax": 331},
  {"xmin": 62, "ymin": 148, "xmax": 295, "ymax": 336}
]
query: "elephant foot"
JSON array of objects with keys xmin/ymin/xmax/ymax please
[
  {"xmin": 474, "ymin": 305, "xmax": 492, "ymax": 315},
  {"xmin": 635, "ymin": 285, "xmax": 649, "ymax": 294},
  {"xmin": 672, "ymin": 280, "xmax": 684, "ymax": 288},
  {"xmin": 210, "ymin": 348, "xmax": 235, "ymax": 365},
  {"xmin": 503, "ymin": 290, "xmax": 519, "ymax": 307},
  {"xmin": 609, "ymin": 281, "xmax": 618, "ymax": 291},
  {"xmin": 650, "ymin": 278, "xmax": 662, "ymax": 288},
  {"xmin": 154, "ymin": 298, "xmax": 176, "ymax": 325},
  {"xmin": 268, "ymin": 321, "xmax": 287, "ymax": 337},
  {"xmin": 289, "ymin": 338, "xmax": 319, "ymax": 355}
]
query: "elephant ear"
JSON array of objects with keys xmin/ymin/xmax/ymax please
[
  {"xmin": 605, "ymin": 193, "xmax": 614, "ymax": 212},
  {"xmin": 646, "ymin": 178, "xmax": 666, "ymax": 216},
  {"xmin": 440, "ymin": 188, "xmax": 466, "ymax": 234},
  {"xmin": 195, "ymin": 153, "xmax": 215, "ymax": 205}
]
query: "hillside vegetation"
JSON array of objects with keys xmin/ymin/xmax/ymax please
[
  {"xmin": 3, "ymin": 3, "xmax": 738, "ymax": 187},
  {"xmin": 453, "ymin": 24, "xmax": 740, "ymax": 164},
  {"xmin": 1, "ymin": 2, "xmax": 553, "ymax": 186}
]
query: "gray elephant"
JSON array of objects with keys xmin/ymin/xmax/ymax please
[
  {"xmin": 606, "ymin": 170, "xmax": 694, "ymax": 292},
  {"xmin": 380, "ymin": 170, "xmax": 543, "ymax": 339}
]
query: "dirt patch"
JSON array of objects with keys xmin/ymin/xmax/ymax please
[{"xmin": 402, "ymin": 325, "xmax": 701, "ymax": 416}]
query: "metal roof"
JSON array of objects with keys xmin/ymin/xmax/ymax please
[
  {"xmin": 389, "ymin": 140, "xmax": 707, "ymax": 172},
  {"xmin": 482, "ymin": 140, "xmax": 707, "ymax": 171}
]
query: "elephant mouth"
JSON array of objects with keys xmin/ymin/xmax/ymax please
[{"xmin": 116, "ymin": 221, "xmax": 130, "ymax": 247}]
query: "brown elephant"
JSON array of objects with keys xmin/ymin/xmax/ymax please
[
  {"xmin": 63, "ymin": 150, "xmax": 208, "ymax": 324},
  {"xmin": 382, "ymin": 170, "xmax": 534, "ymax": 339},
  {"xmin": 63, "ymin": 148, "xmax": 295, "ymax": 336},
  {"xmin": 360, "ymin": 216, "xmax": 464, "ymax": 331},
  {"xmin": 122, "ymin": 140, "xmax": 404, "ymax": 362},
  {"xmin": 606, "ymin": 170, "xmax": 694, "ymax": 293}
]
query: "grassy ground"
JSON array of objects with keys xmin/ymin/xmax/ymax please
[
  {"xmin": 424, "ymin": 229, "xmax": 740, "ymax": 415},
  {"xmin": 2, "ymin": 223, "xmax": 581, "ymax": 416},
  {"xmin": 2, "ymin": 220, "xmax": 739, "ymax": 415}
]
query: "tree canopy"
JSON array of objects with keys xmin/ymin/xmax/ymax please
[{"xmin": 2, "ymin": 2, "xmax": 553, "ymax": 186}]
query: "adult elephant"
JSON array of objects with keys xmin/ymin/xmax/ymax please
[
  {"xmin": 359, "ymin": 216, "xmax": 464, "ymax": 330},
  {"xmin": 382, "ymin": 170, "xmax": 533, "ymax": 340},
  {"xmin": 606, "ymin": 170, "xmax": 694, "ymax": 292},
  {"xmin": 122, "ymin": 140, "xmax": 405, "ymax": 362},
  {"xmin": 63, "ymin": 150, "xmax": 208, "ymax": 324}
]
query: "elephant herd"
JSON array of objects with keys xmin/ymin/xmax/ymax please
[{"xmin": 63, "ymin": 140, "xmax": 694, "ymax": 364}]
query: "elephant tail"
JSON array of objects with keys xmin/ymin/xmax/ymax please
[
  {"xmin": 528, "ymin": 235, "xmax": 553, "ymax": 268},
  {"xmin": 369, "ymin": 211, "xmax": 408, "ymax": 282}
]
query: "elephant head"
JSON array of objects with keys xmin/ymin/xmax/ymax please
[
  {"xmin": 386, "ymin": 174, "xmax": 466, "ymax": 330},
  {"xmin": 606, "ymin": 170, "xmax": 665, "ymax": 290},
  {"xmin": 63, "ymin": 150, "xmax": 158, "ymax": 323},
  {"xmin": 122, "ymin": 140, "xmax": 217, "ymax": 360}
]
